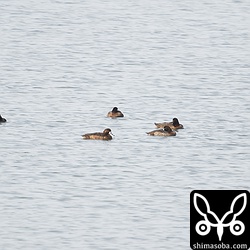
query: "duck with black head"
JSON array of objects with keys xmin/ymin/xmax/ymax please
[
  {"xmin": 154, "ymin": 117, "xmax": 183, "ymax": 130},
  {"xmin": 0, "ymin": 114, "xmax": 7, "ymax": 123},
  {"xmin": 82, "ymin": 128, "xmax": 113, "ymax": 141},
  {"xmin": 107, "ymin": 107, "xmax": 124, "ymax": 118},
  {"xmin": 147, "ymin": 125, "xmax": 176, "ymax": 136}
]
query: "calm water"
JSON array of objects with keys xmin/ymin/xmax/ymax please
[{"xmin": 1, "ymin": 0, "xmax": 250, "ymax": 249}]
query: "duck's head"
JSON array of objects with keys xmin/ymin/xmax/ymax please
[
  {"xmin": 163, "ymin": 125, "xmax": 172, "ymax": 133},
  {"xmin": 103, "ymin": 128, "xmax": 112, "ymax": 134},
  {"xmin": 173, "ymin": 118, "xmax": 180, "ymax": 126},
  {"xmin": 112, "ymin": 107, "xmax": 118, "ymax": 112}
]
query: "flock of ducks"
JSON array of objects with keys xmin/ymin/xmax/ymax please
[
  {"xmin": 1, "ymin": 109, "xmax": 184, "ymax": 141},
  {"xmin": 82, "ymin": 107, "xmax": 184, "ymax": 141}
]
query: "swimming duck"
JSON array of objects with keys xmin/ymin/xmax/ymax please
[
  {"xmin": 0, "ymin": 115, "xmax": 7, "ymax": 123},
  {"xmin": 107, "ymin": 107, "xmax": 124, "ymax": 118},
  {"xmin": 154, "ymin": 118, "xmax": 183, "ymax": 130},
  {"xmin": 82, "ymin": 128, "xmax": 113, "ymax": 140},
  {"xmin": 147, "ymin": 125, "xmax": 176, "ymax": 136}
]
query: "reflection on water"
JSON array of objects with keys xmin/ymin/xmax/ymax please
[{"xmin": 1, "ymin": 0, "xmax": 250, "ymax": 249}]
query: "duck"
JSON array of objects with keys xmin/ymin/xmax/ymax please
[
  {"xmin": 0, "ymin": 114, "xmax": 7, "ymax": 123},
  {"xmin": 107, "ymin": 107, "xmax": 124, "ymax": 118},
  {"xmin": 154, "ymin": 118, "xmax": 183, "ymax": 130},
  {"xmin": 82, "ymin": 128, "xmax": 113, "ymax": 140},
  {"xmin": 147, "ymin": 125, "xmax": 176, "ymax": 136}
]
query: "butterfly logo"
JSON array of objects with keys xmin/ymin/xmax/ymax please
[{"xmin": 193, "ymin": 193, "xmax": 247, "ymax": 241}]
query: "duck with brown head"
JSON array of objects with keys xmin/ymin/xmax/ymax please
[
  {"xmin": 147, "ymin": 125, "xmax": 176, "ymax": 136},
  {"xmin": 107, "ymin": 107, "xmax": 124, "ymax": 118},
  {"xmin": 82, "ymin": 128, "xmax": 113, "ymax": 140}
]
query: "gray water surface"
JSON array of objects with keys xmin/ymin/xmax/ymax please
[{"xmin": 1, "ymin": 0, "xmax": 250, "ymax": 249}]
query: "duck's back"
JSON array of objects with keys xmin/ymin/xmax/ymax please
[
  {"xmin": 82, "ymin": 132, "xmax": 112, "ymax": 140},
  {"xmin": 154, "ymin": 122, "xmax": 169, "ymax": 128},
  {"xmin": 107, "ymin": 111, "xmax": 124, "ymax": 118},
  {"xmin": 147, "ymin": 128, "xmax": 176, "ymax": 136}
]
